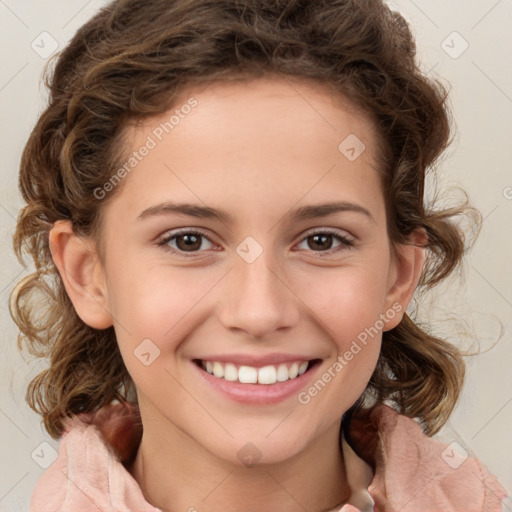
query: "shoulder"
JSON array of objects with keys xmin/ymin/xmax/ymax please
[
  {"xmin": 30, "ymin": 401, "xmax": 148, "ymax": 512},
  {"xmin": 344, "ymin": 404, "xmax": 507, "ymax": 512},
  {"xmin": 30, "ymin": 416, "xmax": 112, "ymax": 511}
]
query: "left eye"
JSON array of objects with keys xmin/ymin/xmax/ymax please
[{"xmin": 296, "ymin": 230, "xmax": 354, "ymax": 253}]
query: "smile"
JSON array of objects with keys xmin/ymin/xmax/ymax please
[
  {"xmin": 192, "ymin": 357, "xmax": 322, "ymax": 404},
  {"xmin": 198, "ymin": 360, "xmax": 310, "ymax": 384}
]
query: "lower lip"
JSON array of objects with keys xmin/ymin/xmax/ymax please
[{"xmin": 192, "ymin": 361, "xmax": 320, "ymax": 405}]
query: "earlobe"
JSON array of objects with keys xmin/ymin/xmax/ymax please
[
  {"xmin": 49, "ymin": 220, "xmax": 113, "ymax": 330},
  {"xmin": 383, "ymin": 229, "xmax": 427, "ymax": 331}
]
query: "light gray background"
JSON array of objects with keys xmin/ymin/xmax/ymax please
[{"xmin": 1, "ymin": 0, "xmax": 511, "ymax": 510}]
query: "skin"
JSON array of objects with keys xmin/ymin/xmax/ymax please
[{"xmin": 49, "ymin": 75, "xmax": 425, "ymax": 512}]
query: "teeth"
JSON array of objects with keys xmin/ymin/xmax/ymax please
[
  {"xmin": 224, "ymin": 363, "xmax": 238, "ymax": 382},
  {"xmin": 276, "ymin": 364, "xmax": 289, "ymax": 382},
  {"xmin": 238, "ymin": 366, "xmax": 258, "ymax": 383},
  {"xmin": 201, "ymin": 360, "xmax": 311, "ymax": 384},
  {"xmin": 212, "ymin": 362, "xmax": 224, "ymax": 378},
  {"xmin": 258, "ymin": 365, "xmax": 277, "ymax": 385}
]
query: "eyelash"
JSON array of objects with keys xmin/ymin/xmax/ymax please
[{"xmin": 156, "ymin": 228, "xmax": 354, "ymax": 258}]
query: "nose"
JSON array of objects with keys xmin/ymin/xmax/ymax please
[{"xmin": 217, "ymin": 251, "xmax": 301, "ymax": 339}]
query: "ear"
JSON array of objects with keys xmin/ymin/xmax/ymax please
[
  {"xmin": 48, "ymin": 220, "xmax": 113, "ymax": 329},
  {"xmin": 382, "ymin": 228, "xmax": 427, "ymax": 331}
]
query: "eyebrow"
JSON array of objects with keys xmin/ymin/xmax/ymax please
[{"xmin": 137, "ymin": 200, "xmax": 374, "ymax": 224}]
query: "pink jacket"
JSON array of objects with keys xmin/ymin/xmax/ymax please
[{"xmin": 30, "ymin": 401, "xmax": 507, "ymax": 512}]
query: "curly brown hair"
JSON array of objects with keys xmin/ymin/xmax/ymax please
[{"xmin": 10, "ymin": 0, "xmax": 478, "ymax": 440}]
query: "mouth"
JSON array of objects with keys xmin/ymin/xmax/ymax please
[{"xmin": 193, "ymin": 358, "xmax": 321, "ymax": 385}]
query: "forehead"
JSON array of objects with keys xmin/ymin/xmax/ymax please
[
  {"xmin": 125, "ymin": 74, "xmax": 381, "ymax": 160},
  {"xmin": 107, "ymin": 76, "xmax": 385, "ymax": 226}
]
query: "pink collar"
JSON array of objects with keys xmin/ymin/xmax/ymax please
[{"xmin": 30, "ymin": 401, "xmax": 506, "ymax": 512}]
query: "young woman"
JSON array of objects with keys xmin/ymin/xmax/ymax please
[{"xmin": 11, "ymin": 0, "xmax": 506, "ymax": 510}]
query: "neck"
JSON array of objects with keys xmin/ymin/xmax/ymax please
[{"xmin": 127, "ymin": 409, "xmax": 350, "ymax": 512}]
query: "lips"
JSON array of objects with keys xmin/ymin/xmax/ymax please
[{"xmin": 193, "ymin": 356, "xmax": 321, "ymax": 404}]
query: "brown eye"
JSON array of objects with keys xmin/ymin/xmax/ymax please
[
  {"xmin": 297, "ymin": 229, "xmax": 354, "ymax": 254},
  {"xmin": 307, "ymin": 233, "xmax": 335, "ymax": 251},
  {"xmin": 175, "ymin": 233, "xmax": 203, "ymax": 252},
  {"xmin": 157, "ymin": 229, "xmax": 215, "ymax": 255}
]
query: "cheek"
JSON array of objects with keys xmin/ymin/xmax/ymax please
[
  {"xmin": 297, "ymin": 268, "xmax": 386, "ymax": 415},
  {"xmin": 299, "ymin": 263, "xmax": 391, "ymax": 341},
  {"xmin": 108, "ymin": 259, "xmax": 211, "ymax": 336},
  {"xmin": 107, "ymin": 265, "xmax": 204, "ymax": 400},
  {"xmin": 294, "ymin": 262, "xmax": 389, "ymax": 400}
]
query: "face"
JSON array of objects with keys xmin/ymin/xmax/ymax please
[{"xmin": 90, "ymin": 76, "xmax": 406, "ymax": 465}]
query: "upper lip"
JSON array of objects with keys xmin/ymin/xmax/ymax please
[{"xmin": 194, "ymin": 353, "xmax": 318, "ymax": 367}]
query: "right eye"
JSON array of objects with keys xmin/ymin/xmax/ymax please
[{"xmin": 156, "ymin": 228, "xmax": 218, "ymax": 256}]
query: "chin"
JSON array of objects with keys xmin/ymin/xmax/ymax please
[{"xmin": 205, "ymin": 425, "xmax": 317, "ymax": 468}]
